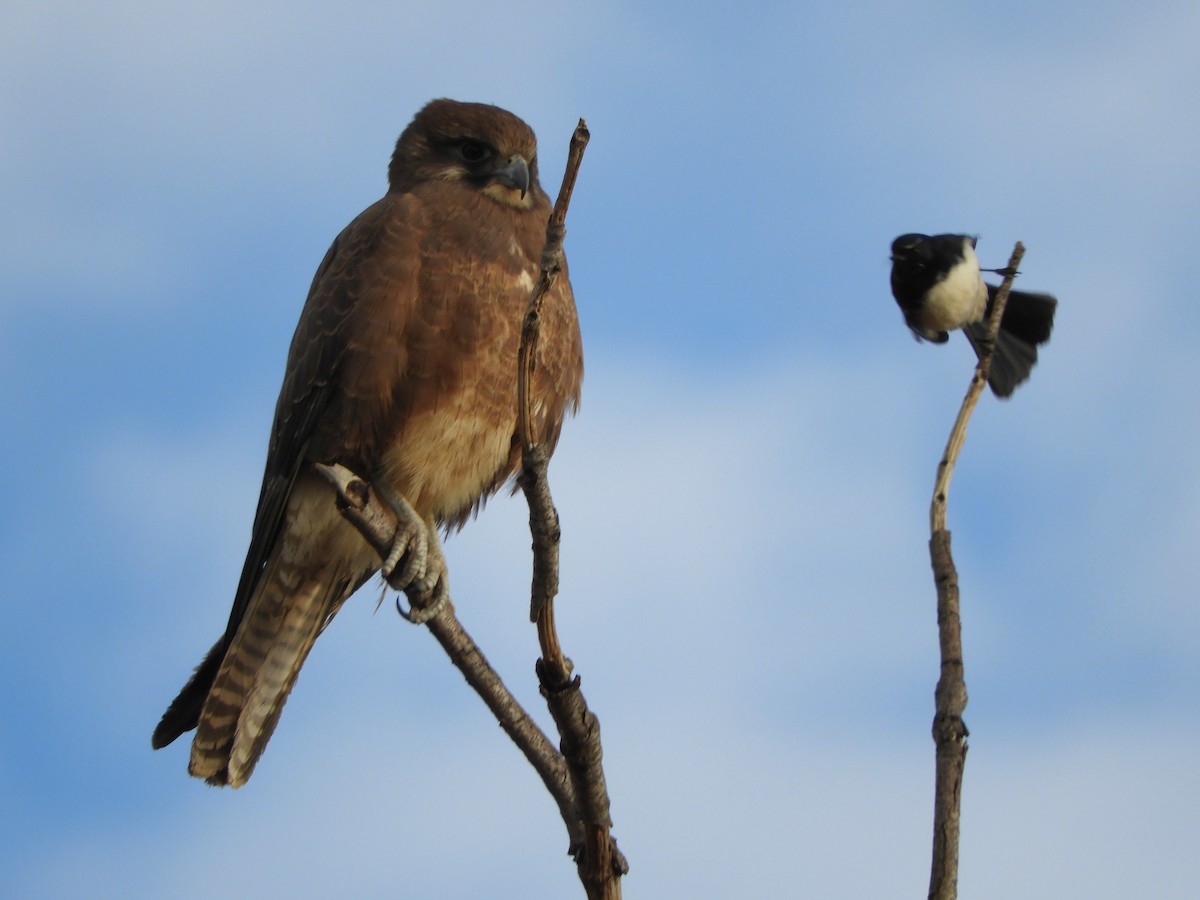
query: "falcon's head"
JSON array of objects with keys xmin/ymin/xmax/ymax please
[{"xmin": 388, "ymin": 99, "xmax": 543, "ymax": 210}]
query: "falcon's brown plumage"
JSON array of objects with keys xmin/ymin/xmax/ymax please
[{"xmin": 152, "ymin": 99, "xmax": 583, "ymax": 787}]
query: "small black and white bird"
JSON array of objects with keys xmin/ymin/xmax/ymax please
[{"xmin": 889, "ymin": 233, "xmax": 1057, "ymax": 397}]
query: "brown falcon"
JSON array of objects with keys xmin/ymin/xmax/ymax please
[{"xmin": 152, "ymin": 99, "xmax": 583, "ymax": 787}]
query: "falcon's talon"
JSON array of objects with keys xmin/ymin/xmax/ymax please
[
  {"xmin": 402, "ymin": 524, "xmax": 450, "ymax": 620},
  {"xmin": 380, "ymin": 522, "xmax": 427, "ymax": 588},
  {"xmin": 395, "ymin": 578, "xmax": 449, "ymax": 624},
  {"xmin": 377, "ymin": 481, "xmax": 450, "ymax": 621},
  {"xmin": 375, "ymin": 483, "xmax": 429, "ymax": 590}
]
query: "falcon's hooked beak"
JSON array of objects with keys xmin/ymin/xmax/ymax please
[{"xmin": 491, "ymin": 155, "xmax": 530, "ymax": 199}]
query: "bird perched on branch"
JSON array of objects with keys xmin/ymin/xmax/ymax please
[
  {"xmin": 889, "ymin": 233, "xmax": 1056, "ymax": 397},
  {"xmin": 152, "ymin": 99, "xmax": 583, "ymax": 787}
]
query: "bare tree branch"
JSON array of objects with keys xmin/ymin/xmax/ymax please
[
  {"xmin": 517, "ymin": 120, "xmax": 626, "ymax": 899},
  {"xmin": 518, "ymin": 117, "xmax": 587, "ymax": 625},
  {"xmin": 927, "ymin": 243, "xmax": 1025, "ymax": 900}
]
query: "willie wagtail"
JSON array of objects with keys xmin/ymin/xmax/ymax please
[{"xmin": 889, "ymin": 233, "xmax": 1057, "ymax": 397}]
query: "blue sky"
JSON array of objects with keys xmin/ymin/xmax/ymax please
[{"xmin": 3, "ymin": 1, "xmax": 1198, "ymax": 896}]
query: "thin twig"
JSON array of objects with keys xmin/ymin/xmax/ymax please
[
  {"xmin": 930, "ymin": 243, "xmax": 1026, "ymax": 533},
  {"xmin": 517, "ymin": 116, "xmax": 589, "ymax": 613},
  {"xmin": 926, "ymin": 242, "xmax": 1024, "ymax": 900},
  {"xmin": 517, "ymin": 120, "xmax": 627, "ymax": 899}
]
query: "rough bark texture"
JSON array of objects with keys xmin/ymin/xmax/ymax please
[{"xmin": 518, "ymin": 121, "xmax": 627, "ymax": 899}]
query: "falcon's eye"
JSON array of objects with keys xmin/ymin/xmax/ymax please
[{"xmin": 455, "ymin": 140, "xmax": 491, "ymax": 164}]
